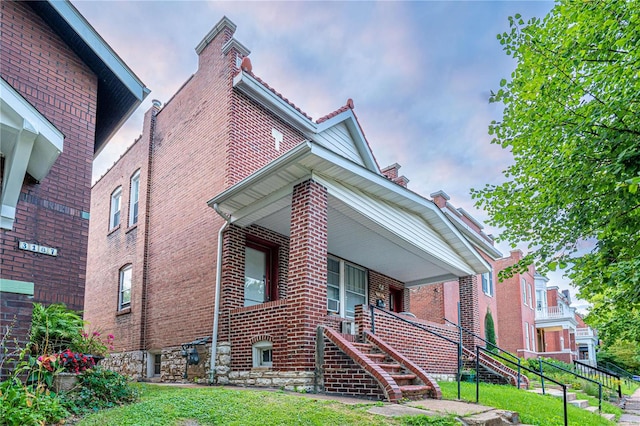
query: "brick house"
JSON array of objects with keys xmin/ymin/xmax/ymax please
[
  {"xmin": 494, "ymin": 250, "xmax": 538, "ymax": 358},
  {"xmin": 534, "ymin": 276, "xmax": 582, "ymax": 364},
  {"xmin": 410, "ymin": 191, "xmax": 502, "ymax": 347},
  {"xmin": 84, "ymin": 17, "xmax": 533, "ymax": 401},
  {"xmin": 0, "ymin": 0, "xmax": 147, "ymax": 372}
]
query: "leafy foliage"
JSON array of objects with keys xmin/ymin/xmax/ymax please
[
  {"xmin": 28, "ymin": 303, "xmax": 85, "ymax": 354},
  {"xmin": 0, "ymin": 378, "xmax": 69, "ymax": 426},
  {"xmin": 472, "ymin": 0, "xmax": 640, "ymax": 342},
  {"xmin": 484, "ymin": 310, "xmax": 497, "ymax": 352},
  {"xmin": 597, "ymin": 340, "xmax": 640, "ymax": 374},
  {"xmin": 60, "ymin": 366, "xmax": 139, "ymax": 415}
]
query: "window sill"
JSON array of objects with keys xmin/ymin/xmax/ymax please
[
  {"xmin": 108, "ymin": 225, "xmax": 121, "ymax": 236},
  {"xmin": 483, "ymin": 292, "xmax": 493, "ymax": 298},
  {"xmin": 116, "ymin": 307, "xmax": 131, "ymax": 316},
  {"xmin": 125, "ymin": 224, "xmax": 138, "ymax": 234},
  {"xmin": 251, "ymin": 366, "xmax": 272, "ymax": 371}
]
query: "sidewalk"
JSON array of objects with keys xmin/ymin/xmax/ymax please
[{"xmin": 619, "ymin": 386, "xmax": 640, "ymax": 426}]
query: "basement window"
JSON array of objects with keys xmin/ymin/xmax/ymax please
[{"xmin": 252, "ymin": 341, "xmax": 273, "ymax": 368}]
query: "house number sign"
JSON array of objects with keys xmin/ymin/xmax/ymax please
[{"xmin": 19, "ymin": 241, "xmax": 58, "ymax": 257}]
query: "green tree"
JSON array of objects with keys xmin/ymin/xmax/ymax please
[
  {"xmin": 484, "ymin": 309, "xmax": 497, "ymax": 353},
  {"xmin": 472, "ymin": 0, "xmax": 640, "ymax": 343}
]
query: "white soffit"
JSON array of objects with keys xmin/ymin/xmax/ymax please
[
  {"xmin": 208, "ymin": 141, "xmax": 490, "ymax": 279},
  {"xmin": 1, "ymin": 79, "xmax": 63, "ymax": 229}
]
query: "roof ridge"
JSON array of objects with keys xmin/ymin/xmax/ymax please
[
  {"xmin": 316, "ymin": 98, "xmax": 354, "ymax": 124},
  {"xmin": 238, "ymin": 69, "xmax": 313, "ymax": 121}
]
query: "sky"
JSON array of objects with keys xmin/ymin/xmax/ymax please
[{"xmin": 74, "ymin": 0, "xmax": 585, "ymax": 307}]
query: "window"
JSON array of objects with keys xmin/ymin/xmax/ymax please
[
  {"xmin": 326, "ymin": 257, "xmax": 367, "ymax": 318},
  {"xmin": 154, "ymin": 353, "xmax": 161, "ymax": 375},
  {"xmin": 119, "ymin": 264, "xmax": 132, "ymax": 310},
  {"xmin": 521, "ymin": 278, "xmax": 527, "ymax": 305},
  {"xmin": 527, "ymin": 283, "xmax": 533, "ymax": 309},
  {"xmin": 252, "ymin": 341, "xmax": 273, "ymax": 368},
  {"xmin": 244, "ymin": 239, "xmax": 278, "ymax": 307},
  {"xmin": 129, "ymin": 170, "xmax": 140, "ymax": 226},
  {"xmin": 524, "ymin": 321, "xmax": 530, "ymax": 351},
  {"xmin": 110, "ymin": 187, "xmax": 122, "ymax": 229},
  {"xmin": 481, "ymin": 271, "xmax": 493, "ymax": 296},
  {"xmin": 530, "ymin": 324, "xmax": 535, "ymax": 352}
]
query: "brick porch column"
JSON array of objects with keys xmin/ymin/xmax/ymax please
[
  {"xmin": 459, "ymin": 275, "xmax": 481, "ymax": 350},
  {"xmin": 286, "ymin": 179, "xmax": 328, "ymax": 370}
]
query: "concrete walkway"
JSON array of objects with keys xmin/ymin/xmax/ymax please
[{"xmin": 619, "ymin": 386, "xmax": 640, "ymax": 426}]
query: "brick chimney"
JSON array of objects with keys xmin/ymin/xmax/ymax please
[{"xmin": 381, "ymin": 163, "xmax": 409, "ymax": 188}]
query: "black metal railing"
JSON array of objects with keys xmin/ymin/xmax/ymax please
[
  {"xmin": 369, "ymin": 304, "xmax": 462, "ymax": 399},
  {"xmin": 478, "ymin": 346, "xmax": 569, "ymax": 426},
  {"xmin": 574, "ymin": 360, "xmax": 622, "ymax": 398},
  {"xmin": 538, "ymin": 358, "xmax": 602, "ymax": 413},
  {"xmin": 599, "ymin": 361, "xmax": 638, "ymax": 386},
  {"xmin": 443, "ymin": 317, "xmax": 526, "ymax": 389}
]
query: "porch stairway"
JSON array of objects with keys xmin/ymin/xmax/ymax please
[
  {"xmin": 322, "ymin": 327, "xmax": 441, "ymax": 403},
  {"xmin": 462, "ymin": 347, "xmax": 530, "ymax": 390}
]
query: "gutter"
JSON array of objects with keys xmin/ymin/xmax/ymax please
[{"xmin": 209, "ymin": 203, "xmax": 231, "ymax": 384}]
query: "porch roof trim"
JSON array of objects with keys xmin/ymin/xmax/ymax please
[{"xmin": 208, "ymin": 141, "xmax": 490, "ymax": 282}]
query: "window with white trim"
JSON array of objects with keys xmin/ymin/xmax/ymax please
[
  {"xmin": 524, "ymin": 321, "xmax": 530, "ymax": 351},
  {"xmin": 530, "ymin": 324, "xmax": 535, "ymax": 352},
  {"xmin": 521, "ymin": 278, "xmax": 527, "ymax": 306},
  {"xmin": 481, "ymin": 271, "xmax": 493, "ymax": 296},
  {"xmin": 326, "ymin": 257, "xmax": 367, "ymax": 318},
  {"xmin": 252, "ymin": 341, "xmax": 273, "ymax": 368},
  {"xmin": 129, "ymin": 170, "xmax": 140, "ymax": 226},
  {"xmin": 528, "ymin": 283, "xmax": 533, "ymax": 309},
  {"xmin": 119, "ymin": 264, "xmax": 132, "ymax": 310},
  {"xmin": 110, "ymin": 187, "xmax": 122, "ymax": 230}
]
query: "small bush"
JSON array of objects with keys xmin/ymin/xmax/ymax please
[
  {"xmin": 60, "ymin": 366, "xmax": 139, "ymax": 414},
  {"xmin": 0, "ymin": 377, "xmax": 69, "ymax": 426}
]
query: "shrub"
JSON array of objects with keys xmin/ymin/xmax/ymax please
[
  {"xmin": 0, "ymin": 378, "xmax": 69, "ymax": 426},
  {"xmin": 28, "ymin": 303, "xmax": 84, "ymax": 354},
  {"xmin": 60, "ymin": 366, "xmax": 139, "ymax": 414}
]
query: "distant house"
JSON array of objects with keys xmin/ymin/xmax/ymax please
[
  {"xmin": 84, "ymin": 17, "xmax": 529, "ymax": 401},
  {"xmin": 0, "ymin": 0, "xmax": 147, "ymax": 374}
]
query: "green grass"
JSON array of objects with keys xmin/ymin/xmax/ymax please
[
  {"xmin": 76, "ymin": 385, "xmax": 456, "ymax": 426},
  {"xmin": 438, "ymin": 381, "xmax": 618, "ymax": 426}
]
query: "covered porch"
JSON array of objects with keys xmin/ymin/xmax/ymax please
[{"xmin": 207, "ymin": 141, "xmax": 489, "ymax": 389}]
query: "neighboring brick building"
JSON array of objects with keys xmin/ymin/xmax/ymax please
[
  {"xmin": 0, "ymin": 0, "xmax": 148, "ymax": 373},
  {"xmin": 494, "ymin": 250, "xmax": 538, "ymax": 358},
  {"xmin": 85, "ymin": 17, "xmax": 501, "ymax": 399},
  {"xmin": 410, "ymin": 191, "xmax": 502, "ymax": 348}
]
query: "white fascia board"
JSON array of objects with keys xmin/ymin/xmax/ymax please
[
  {"xmin": 1, "ymin": 79, "xmax": 63, "ymax": 152},
  {"xmin": 232, "ymin": 71, "xmax": 316, "ymax": 134},
  {"xmin": 316, "ymin": 109, "xmax": 379, "ymax": 174},
  {"xmin": 405, "ymin": 274, "xmax": 460, "ymax": 287},
  {"xmin": 443, "ymin": 209, "xmax": 502, "ymax": 260},
  {"xmin": 307, "ymin": 144, "xmax": 490, "ymax": 273},
  {"xmin": 48, "ymin": 0, "xmax": 148, "ymax": 100}
]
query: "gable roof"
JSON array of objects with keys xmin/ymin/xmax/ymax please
[
  {"xmin": 232, "ymin": 70, "xmax": 379, "ymax": 174},
  {"xmin": 27, "ymin": 0, "xmax": 150, "ymax": 155}
]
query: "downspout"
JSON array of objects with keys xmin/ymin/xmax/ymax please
[{"xmin": 209, "ymin": 203, "xmax": 231, "ymax": 384}]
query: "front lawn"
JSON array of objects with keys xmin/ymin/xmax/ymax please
[
  {"xmin": 438, "ymin": 381, "xmax": 619, "ymax": 426},
  {"xmin": 76, "ymin": 385, "xmax": 455, "ymax": 426}
]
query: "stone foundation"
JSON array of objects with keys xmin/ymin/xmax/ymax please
[
  {"xmin": 228, "ymin": 370, "xmax": 315, "ymax": 392},
  {"xmin": 101, "ymin": 350, "xmax": 145, "ymax": 380},
  {"xmin": 161, "ymin": 344, "xmax": 212, "ymax": 384}
]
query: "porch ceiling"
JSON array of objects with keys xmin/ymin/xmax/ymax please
[{"xmin": 208, "ymin": 141, "xmax": 490, "ymax": 285}]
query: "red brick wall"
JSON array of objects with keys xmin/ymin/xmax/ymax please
[
  {"xmin": 321, "ymin": 335, "xmax": 385, "ymax": 400},
  {"xmin": 286, "ymin": 180, "xmax": 328, "ymax": 370},
  {"xmin": 84, "ymin": 106, "xmax": 156, "ymax": 352},
  {"xmin": 409, "ymin": 283, "xmax": 445, "ymax": 323},
  {"xmin": 1, "ymin": 1, "xmax": 97, "ymax": 346},
  {"xmin": 356, "ymin": 306, "xmax": 458, "ymax": 375}
]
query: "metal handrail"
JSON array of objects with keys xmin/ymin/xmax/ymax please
[
  {"xmin": 443, "ymin": 317, "xmax": 525, "ymax": 389},
  {"xmin": 538, "ymin": 358, "xmax": 602, "ymax": 413},
  {"xmin": 478, "ymin": 346, "xmax": 568, "ymax": 426},
  {"xmin": 600, "ymin": 361, "xmax": 636, "ymax": 386},
  {"xmin": 369, "ymin": 304, "xmax": 462, "ymax": 399},
  {"xmin": 574, "ymin": 360, "xmax": 622, "ymax": 398}
]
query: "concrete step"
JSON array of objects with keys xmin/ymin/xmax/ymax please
[
  {"xmin": 378, "ymin": 363, "xmax": 402, "ymax": 373},
  {"xmin": 584, "ymin": 406, "xmax": 599, "ymax": 413},
  {"xmin": 569, "ymin": 399, "xmax": 589, "ymax": 409},
  {"xmin": 462, "ymin": 409, "xmax": 522, "ymax": 425},
  {"xmin": 390, "ymin": 373, "xmax": 417, "ymax": 386},
  {"xmin": 600, "ymin": 413, "xmax": 615, "ymax": 421},
  {"xmin": 366, "ymin": 353, "xmax": 387, "ymax": 362},
  {"xmin": 528, "ymin": 388, "xmax": 576, "ymax": 401},
  {"xmin": 399, "ymin": 385, "xmax": 430, "ymax": 400}
]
